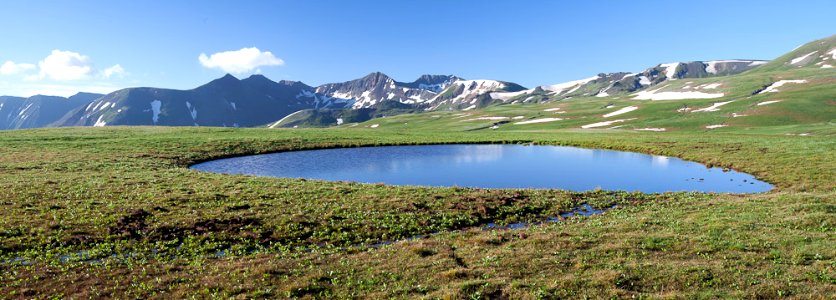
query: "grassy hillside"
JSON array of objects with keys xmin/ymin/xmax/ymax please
[
  {"xmin": 343, "ymin": 35, "xmax": 834, "ymax": 134},
  {"xmin": 348, "ymin": 66, "xmax": 834, "ymax": 134},
  {"xmin": 0, "ymin": 125, "xmax": 833, "ymax": 298}
]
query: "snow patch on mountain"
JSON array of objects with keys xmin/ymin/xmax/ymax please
[
  {"xmin": 466, "ymin": 116, "xmax": 509, "ymax": 121},
  {"xmin": 581, "ymin": 118, "xmax": 637, "ymax": 129},
  {"xmin": 757, "ymin": 100, "xmax": 781, "ymax": 106},
  {"xmin": 514, "ymin": 117, "xmax": 562, "ymax": 125},
  {"xmin": 490, "ymin": 89, "xmax": 530, "ymax": 101},
  {"xmin": 636, "ymin": 128, "xmax": 666, "ymax": 132},
  {"xmin": 790, "ymin": 51, "xmax": 817, "ymax": 65},
  {"xmin": 659, "ymin": 63, "xmax": 680, "ymax": 79},
  {"xmin": 542, "ymin": 76, "xmax": 600, "ymax": 94},
  {"xmin": 638, "ymin": 76, "xmax": 652, "ymax": 86},
  {"xmin": 150, "ymin": 100, "xmax": 161, "ymax": 124},
  {"xmin": 758, "ymin": 80, "xmax": 807, "ymax": 94},
  {"xmin": 185, "ymin": 101, "xmax": 197, "ymax": 120},
  {"xmin": 268, "ymin": 109, "xmax": 305, "ymax": 128},
  {"xmin": 93, "ymin": 115, "xmax": 106, "ymax": 127},
  {"xmin": 691, "ymin": 101, "xmax": 733, "ymax": 112},
  {"xmin": 603, "ymin": 106, "xmax": 638, "ymax": 118},
  {"xmin": 705, "ymin": 60, "xmax": 756, "ymax": 74},
  {"xmin": 632, "ymin": 85, "xmax": 724, "ymax": 100},
  {"xmin": 699, "ymin": 83, "xmax": 722, "ymax": 89}
]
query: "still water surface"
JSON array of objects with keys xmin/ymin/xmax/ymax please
[{"xmin": 191, "ymin": 144, "xmax": 773, "ymax": 193}]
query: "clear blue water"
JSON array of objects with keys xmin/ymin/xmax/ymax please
[{"xmin": 190, "ymin": 144, "xmax": 773, "ymax": 193}]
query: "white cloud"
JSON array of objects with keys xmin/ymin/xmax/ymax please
[
  {"xmin": 37, "ymin": 50, "xmax": 95, "ymax": 80},
  {"xmin": 0, "ymin": 61, "xmax": 36, "ymax": 75},
  {"xmin": 102, "ymin": 64, "xmax": 126, "ymax": 78},
  {"xmin": 198, "ymin": 47, "xmax": 284, "ymax": 74},
  {"xmin": 0, "ymin": 50, "xmax": 128, "ymax": 96}
]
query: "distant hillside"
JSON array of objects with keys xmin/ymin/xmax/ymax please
[
  {"xmin": 57, "ymin": 74, "xmax": 324, "ymax": 127},
  {"xmin": 345, "ymin": 35, "xmax": 834, "ymax": 134},
  {"xmin": 0, "ymin": 93, "xmax": 102, "ymax": 130},
  {"xmin": 492, "ymin": 60, "xmax": 768, "ymax": 104}
]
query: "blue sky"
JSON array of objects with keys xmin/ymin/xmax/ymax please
[{"xmin": 1, "ymin": 0, "xmax": 834, "ymax": 97}]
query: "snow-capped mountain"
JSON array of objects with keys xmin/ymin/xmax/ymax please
[
  {"xmin": 0, "ymin": 93, "xmax": 101, "ymax": 130},
  {"xmin": 427, "ymin": 80, "xmax": 527, "ymax": 110},
  {"xmin": 58, "ymin": 74, "xmax": 323, "ymax": 127},
  {"xmin": 493, "ymin": 60, "xmax": 768, "ymax": 103},
  {"xmin": 315, "ymin": 72, "xmax": 460, "ymax": 109}
]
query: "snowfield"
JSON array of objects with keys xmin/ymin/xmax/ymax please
[
  {"xmin": 757, "ymin": 100, "xmax": 782, "ymax": 106},
  {"xmin": 705, "ymin": 60, "xmax": 760, "ymax": 74},
  {"xmin": 490, "ymin": 89, "xmax": 530, "ymax": 101},
  {"xmin": 758, "ymin": 80, "xmax": 807, "ymax": 94},
  {"xmin": 659, "ymin": 62, "xmax": 680, "ymax": 79},
  {"xmin": 635, "ymin": 128, "xmax": 666, "ymax": 132},
  {"xmin": 699, "ymin": 83, "xmax": 722, "ymax": 89},
  {"xmin": 93, "ymin": 115, "xmax": 106, "ymax": 127},
  {"xmin": 466, "ymin": 116, "xmax": 509, "ymax": 121},
  {"xmin": 150, "ymin": 100, "xmax": 162, "ymax": 124},
  {"xmin": 541, "ymin": 76, "xmax": 600, "ymax": 94},
  {"xmin": 268, "ymin": 110, "xmax": 305, "ymax": 128},
  {"xmin": 514, "ymin": 118, "xmax": 563, "ymax": 125},
  {"xmin": 602, "ymin": 106, "xmax": 638, "ymax": 118},
  {"xmin": 691, "ymin": 101, "xmax": 734, "ymax": 112},
  {"xmin": 790, "ymin": 51, "xmax": 817, "ymax": 65},
  {"xmin": 632, "ymin": 86, "xmax": 724, "ymax": 100},
  {"xmin": 581, "ymin": 118, "xmax": 637, "ymax": 129}
]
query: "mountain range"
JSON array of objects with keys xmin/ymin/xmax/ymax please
[
  {"xmin": 0, "ymin": 93, "xmax": 102, "ymax": 130},
  {"xmin": 1, "ymin": 35, "xmax": 833, "ymax": 130}
]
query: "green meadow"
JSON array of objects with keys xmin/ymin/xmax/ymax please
[{"xmin": 0, "ymin": 124, "xmax": 833, "ymax": 298}]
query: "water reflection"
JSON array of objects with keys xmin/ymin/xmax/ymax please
[{"xmin": 191, "ymin": 144, "xmax": 773, "ymax": 193}]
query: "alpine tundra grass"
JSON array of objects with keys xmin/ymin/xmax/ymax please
[{"xmin": 0, "ymin": 126, "xmax": 833, "ymax": 298}]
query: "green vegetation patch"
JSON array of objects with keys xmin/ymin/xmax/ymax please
[{"xmin": 0, "ymin": 126, "xmax": 833, "ymax": 298}]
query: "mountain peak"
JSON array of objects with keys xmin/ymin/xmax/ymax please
[
  {"xmin": 195, "ymin": 73, "xmax": 243, "ymax": 91},
  {"xmin": 244, "ymin": 74, "xmax": 269, "ymax": 80},
  {"xmin": 361, "ymin": 72, "xmax": 393, "ymax": 81},
  {"xmin": 221, "ymin": 73, "xmax": 238, "ymax": 80},
  {"xmin": 211, "ymin": 73, "xmax": 241, "ymax": 84},
  {"xmin": 241, "ymin": 74, "xmax": 275, "ymax": 85}
]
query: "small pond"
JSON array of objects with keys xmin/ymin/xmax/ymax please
[{"xmin": 190, "ymin": 144, "xmax": 773, "ymax": 193}]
